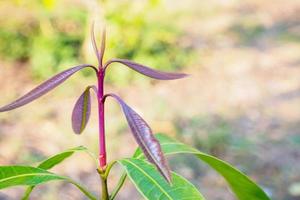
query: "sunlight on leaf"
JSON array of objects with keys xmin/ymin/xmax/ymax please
[{"xmin": 119, "ymin": 158, "xmax": 205, "ymax": 200}]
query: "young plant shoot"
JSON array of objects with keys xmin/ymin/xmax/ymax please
[{"xmin": 0, "ymin": 26, "xmax": 270, "ymax": 200}]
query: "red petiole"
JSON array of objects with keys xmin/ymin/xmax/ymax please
[{"xmin": 97, "ymin": 67, "xmax": 106, "ymax": 169}]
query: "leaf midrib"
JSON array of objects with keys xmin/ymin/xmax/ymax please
[
  {"xmin": 127, "ymin": 109, "xmax": 158, "ymax": 164},
  {"xmin": 80, "ymin": 89, "xmax": 89, "ymax": 132},
  {"xmin": 0, "ymin": 173, "xmax": 61, "ymax": 184},
  {"xmin": 122, "ymin": 159, "xmax": 173, "ymax": 200}
]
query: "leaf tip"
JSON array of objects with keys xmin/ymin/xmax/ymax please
[
  {"xmin": 99, "ymin": 26, "xmax": 106, "ymax": 66},
  {"xmin": 165, "ymin": 171, "xmax": 173, "ymax": 184},
  {"xmin": 91, "ymin": 22, "xmax": 100, "ymax": 64},
  {"xmin": 178, "ymin": 73, "xmax": 190, "ymax": 79}
]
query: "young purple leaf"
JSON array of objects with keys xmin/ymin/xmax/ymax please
[
  {"xmin": 99, "ymin": 28, "xmax": 106, "ymax": 67},
  {"xmin": 91, "ymin": 22, "xmax": 101, "ymax": 65},
  {"xmin": 104, "ymin": 58, "xmax": 188, "ymax": 80},
  {"xmin": 72, "ymin": 86, "xmax": 97, "ymax": 134},
  {"xmin": 103, "ymin": 93, "xmax": 172, "ymax": 183},
  {"xmin": 0, "ymin": 64, "xmax": 97, "ymax": 112}
]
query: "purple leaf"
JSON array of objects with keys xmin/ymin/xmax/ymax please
[
  {"xmin": 104, "ymin": 58, "xmax": 188, "ymax": 80},
  {"xmin": 0, "ymin": 64, "xmax": 97, "ymax": 112},
  {"xmin": 91, "ymin": 22, "xmax": 101, "ymax": 65},
  {"xmin": 99, "ymin": 28, "xmax": 106, "ymax": 67},
  {"xmin": 104, "ymin": 93, "xmax": 172, "ymax": 183},
  {"xmin": 71, "ymin": 87, "xmax": 92, "ymax": 134},
  {"xmin": 90, "ymin": 23, "xmax": 106, "ymax": 68}
]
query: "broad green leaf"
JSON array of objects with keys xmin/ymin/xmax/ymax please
[
  {"xmin": 0, "ymin": 166, "xmax": 64, "ymax": 189},
  {"xmin": 134, "ymin": 134, "xmax": 270, "ymax": 200},
  {"xmin": 22, "ymin": 146, "xmax": 96, "ymax": 200},
  {"xmin": 118, "ymin": 158, "xmax": 205, "ymax": 200},
  {"xmin": 0, "ymin": 166, "xmax": 96, "ymax": 200}
]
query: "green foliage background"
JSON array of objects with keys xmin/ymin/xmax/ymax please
[{"xmin": 0, "ymin": 0, "xmax": 193, "ymax": 83}]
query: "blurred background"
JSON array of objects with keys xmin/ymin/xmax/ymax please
[{"xmin": 0, "ymin": 0, "xmax": 300, "ymax": 199}]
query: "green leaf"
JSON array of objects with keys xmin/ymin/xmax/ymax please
[
  {"xmin": 118, "ymin": 158, "xmax": 205, "ymax": 200},
  {"xmin": 22, "ymin": 146, "xmax": 96, "ymax": 200},
  {"xmin": 0, "ymin": 166, "xmax": 64, "ymax": 189},
  {"xmin": 37, "ymin": 146, "xmax": 93, "ymax": 170},
  {"xmin": 0, "ymin": 166, "xmax": 97, "ymax": 200},
  {"xmin": 134, "ymin": 134, "xmax": 270, "ymax": 200}
]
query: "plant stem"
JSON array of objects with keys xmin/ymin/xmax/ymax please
[
  {"xmin": 98, "ymin": 69, "xmax": 106, "ymax": 168},
  {"xmin": 96, "ymin": 161, "xmax": 116, "ymax": 200},
  {"xmin": 98, "ymin": 68, "xmax": 109, "ymax": 199},
  {"xmin": 100, "ymin": 174, "xmax": 109, "ymax": 200}
]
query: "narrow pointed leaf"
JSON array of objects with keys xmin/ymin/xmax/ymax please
[
  {"xmin": 72, "ymin": 88, "xmax": 92, "ymax": 134},
  {"xmin": 22, "ymin": 146, "xmax": 96, "ymax": 200},
  {"xmin": 99, "ymin": 28, "xmax": 106, "ymax": 67},
  {"xmin": 0, "ymin": 166, "xmax": 97, "ymax": 200},
  {"xmin": 91, "ymin": 22, "xmax": 101, "ymax": 64},
  {"xmin": 106, "ymin": 94, "xmax": 171, "ymax": 183},
  {"xmin": 105, "ymin": 59, "xmax": 188, "ymax": 80},
  {"xmin": 134, "ymin": 134, "xmax": 270, "ymax": 200},
  {"xmin": 37, "ymin": 146, "xmax": 93, "ymax": 170},
  {"xmin": 0, "ymin": 64, "xmax": 96, "ymax": 112},
  {"xmin": 119, "ymin": 158, "xmax": 205, "ymax": 200}
]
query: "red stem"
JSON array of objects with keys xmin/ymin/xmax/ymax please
[{"xmin": 98, "ymin": 69, "xmax": 106, "ymax": 168}]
